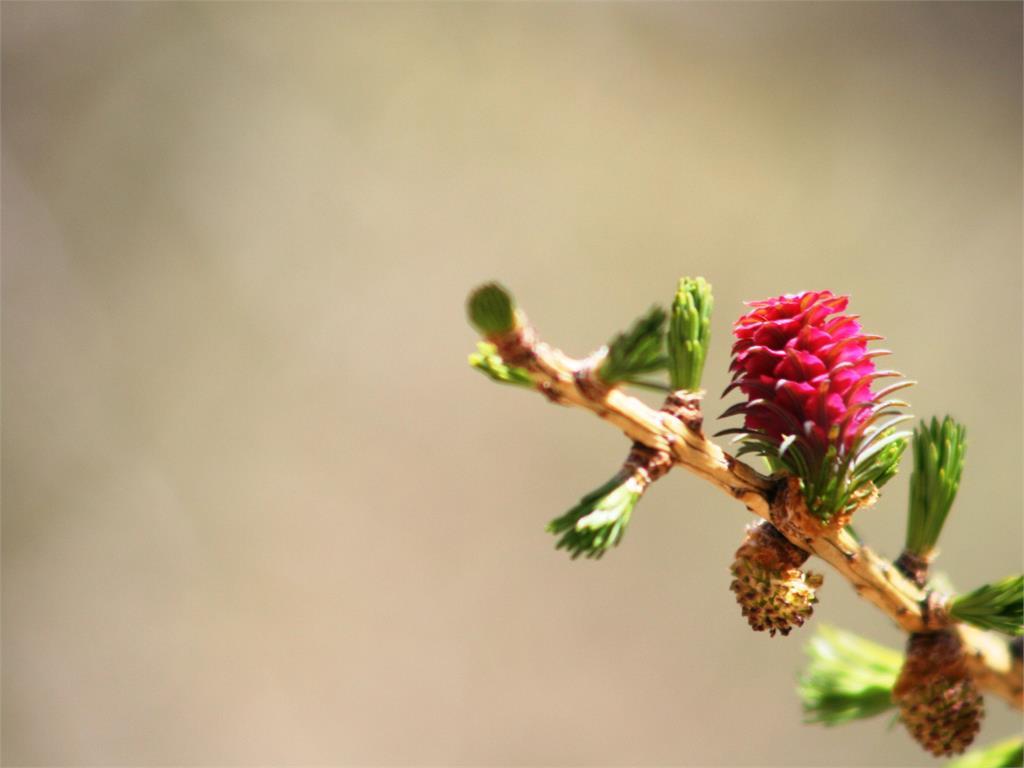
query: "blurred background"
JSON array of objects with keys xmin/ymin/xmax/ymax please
[{"xmin": 3, "ymin": 2, "xmax": 1021, "ymax": 765}]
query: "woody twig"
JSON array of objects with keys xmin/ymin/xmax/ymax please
[{"xmin": 466, "ymin": 278, "xmax": 1023, "ymax": 762}]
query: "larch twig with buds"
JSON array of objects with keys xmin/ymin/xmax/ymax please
[{"xmin": 465, "ymin": 279, "xmax": 1023, "ymax": 763}]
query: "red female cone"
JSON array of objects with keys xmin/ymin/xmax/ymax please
[{"xmin": 723, "ymin": 291, "xmax": 911, "ymax": 521}]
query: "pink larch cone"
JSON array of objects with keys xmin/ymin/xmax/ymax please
[{"xmin": 721, "ymin": 291, "xmax": 913, "ymax": 520}]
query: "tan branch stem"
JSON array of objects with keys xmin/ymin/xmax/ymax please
[{"xmin": 489, "ymin": 316, "xmax": 1023, "ymax": 710}]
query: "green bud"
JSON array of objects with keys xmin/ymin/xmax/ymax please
[
  {"xmin": 950, "ymin": 575, "xmax": 1023, "ymax": 636},
  {"xmin": 468, "ymin": 342, "xmax": 533, "ymax": 388},
  {"xmin": 467, "ymin": 282, "xmax": 516, "ymax": 336},
  {"xmin": 668, "ymin": 276, "xmax": 713, "ymax": 392},
  {"xmin": 798, "ymin": 625, "xmax": 902, "ymax": 726}
]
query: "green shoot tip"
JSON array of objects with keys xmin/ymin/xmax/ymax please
[
  {"xmin": 798, "ymin": 625, "xmax": 902, "ymax": 726},
  {"xmin": 668, "ymin": 276, "xmax": 714, "ymax": 392},
  {"xmin": 468, "ymin": 282, "xmax": 516, "ymax": 336},
  {"xmin": 598, "ymin": 305, "xmax": 668, "ymax": 385},
  {"xmin": 905, "ymin": 415, "xmax": 967, "ymax": 558},
  {"xmin": 547, "ymin": 474, "xmax": 643, "ymax": 559},
  {"xmin": 468, "ymin": 342, "xmax": 533, "ymax": 388}
]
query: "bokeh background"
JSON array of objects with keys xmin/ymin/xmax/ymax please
[{"xmin": 3, "ymin": 2, "xmax": 1021, "ymax": 765}]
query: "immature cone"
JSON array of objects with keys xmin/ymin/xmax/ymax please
[
  {"xmin": 729, "ymin": 292, "xmax": 881, "ymax": 448},
  {"xmin": 723, "ymin": 291, "xmax": 911, "ymax": 520},
  {"xmin": 894, "ymin": 630, "xmax": 984, "ymax": 756},
  {"xmin": 730, "ymin": 521, "xmax": 823, "ymax": 637}
]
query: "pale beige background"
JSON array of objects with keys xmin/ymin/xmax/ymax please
[{"xmin": 2, "ymin": 2, "xmax": 1022, "ymax": 766}]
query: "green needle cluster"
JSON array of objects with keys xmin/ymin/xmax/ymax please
[
  {"xmin": 798, "ymin": 625, "xmax": 902, "ymax": 726},
  {"xmin": 668, "ymin": 276, "xmax": 713, "ymax": 392},
  {"xmin": 546, "ymin": 473, "xmax": 643, "ymax": 559},
  {"xmin": 905, "ymin": 416, "xmax": 967, "ymax": 558},
  {"xmin": 950, "ymin": 575, "xmax": 1024, "ymax": 636},
  {"xmin": 598, "ymin": 306, "xmax": 668, "ymax": 385},
  {"xmin": 948, "ymin": 737, "xmax": 1024, "ymax": 768},
  {"xmin": 870, "ymin": 433, "xmax": 909, "ymax": 492}
]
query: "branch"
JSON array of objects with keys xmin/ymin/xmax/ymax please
[{"xmin": 482, "ymin": 310, "xmax": 1023, "ymax": 711}]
